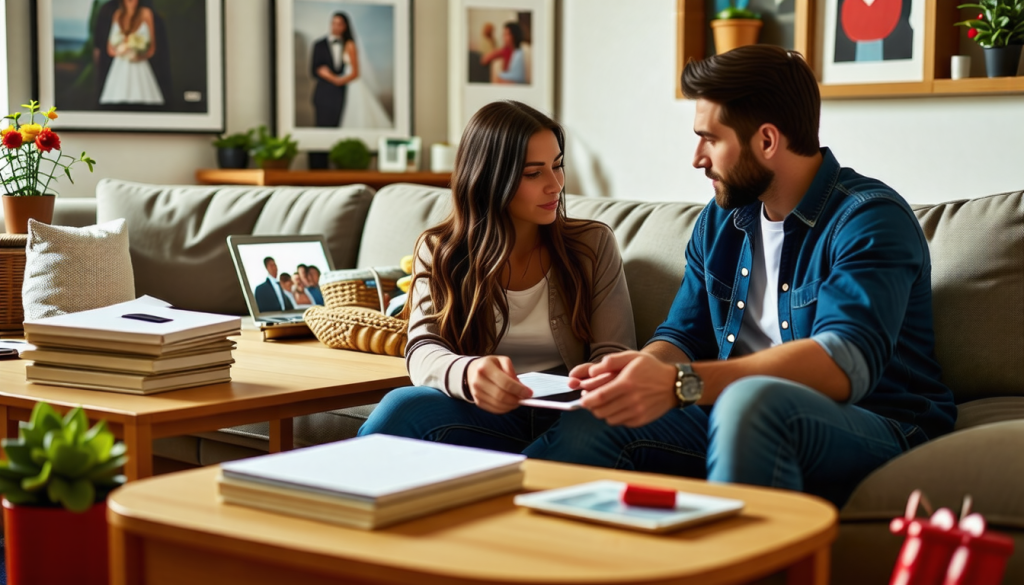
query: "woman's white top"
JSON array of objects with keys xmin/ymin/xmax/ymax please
[{"xmin": 494, "ymin": 275, "xmax": 563, "ymax": 374}]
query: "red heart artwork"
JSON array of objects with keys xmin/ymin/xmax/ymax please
[{"xmin": 841, "ymin": 0, "xmax": 902, "ymax": 42}]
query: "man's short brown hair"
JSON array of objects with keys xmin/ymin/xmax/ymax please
[{"xmin": 681, "ymin": 45, "xmax": 820, "ymax": 156}]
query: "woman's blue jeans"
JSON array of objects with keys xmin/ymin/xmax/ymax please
[{"xmin": 358, "ymin": 376, "xmax": 913, "ymax": 507}]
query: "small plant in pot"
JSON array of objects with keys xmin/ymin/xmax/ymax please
[
  {"xmin": 956, "ymin": 0, "xmax": 1024, "ymax": 77},
  {"xmin": 711, "ymin": 1, "xmax": 762, "ymax": 55},
  {"xmin": 212, "ymin": 130, "xmax": 253, "ymax": 169},
  {"xmin": 329, "ymin": 138, "xmax": 372, "ymax": 170},
  {"xmin": 250, "ymin": 125, "xmax": 299, "ymax": 170},
  {"xmin": 0, "ymin": 402, "xmax": 127, "ymax": 585}
]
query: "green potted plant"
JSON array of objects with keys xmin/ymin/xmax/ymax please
[
  {"xmin": 0, "ymin": 101, "xmax": 96, "ymax": 234},
  {"xmin": 957, "ymin": 0, "xmax": 1024, "ymax": 77},
  {"xmin": 0, "ymin": 402, "xmax": 127, "ymax": 585},
  {"xmin": 711, "ymin": 1, "xmax": 762, "ymax": 55},
  {"xmin": 250, "ymin": 125, "xmax": 299, "ymax": 170},
  {"xmin": 329, "ymin": 138, "xmax": 372, "ymax": 170},
  {"xmin": 212, "ymin": 129, "xmax": 253, "ymax": 169}
]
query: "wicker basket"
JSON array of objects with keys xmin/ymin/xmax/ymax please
[
  {"xmin": 0, "ymin": 234, "xmax": 27, "ymax": 333},
  {"xmin": 321, "ymin": 276, "xmax": 398, "ymax": 311},
  {"xmin": 303, "ymin": 306, "xmax": 408, "ymax": 357}
]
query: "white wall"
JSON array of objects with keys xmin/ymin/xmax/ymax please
[{"xmin": 6, "ymin": 0, "xmax": 1021, "ymax": 204}]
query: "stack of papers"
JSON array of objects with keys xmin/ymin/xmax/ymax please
[
  {"xmin": 22, "ymin": 296, "xmax": 240, "ymax": 394},
  {"xmin": 218, "ymin": 434, "xmax": 526, "ymax": 530}
]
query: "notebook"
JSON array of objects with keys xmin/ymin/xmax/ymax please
[{"xmin": 227, "ymin": 235, "xmax": 336, "ymax": 334}]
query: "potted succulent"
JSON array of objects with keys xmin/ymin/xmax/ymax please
[
  {"xmin": 711, "ymin": 1, "xmax": 762, "ymax": 55},
  {"xmin": 0, "ymin": 101, "xmax": 96, "ymax": 234},
  {"xmin": 0, "ymin": 402, "xmax": 127, "ymax": 585},
  {"xmin": 957, "ymin": 0, "xmax": 1024, "ymax": 77},
  {"xmin": 250, "ymin": 125, "xmax": 299, "ymax": 170},
  {"xmin": 212, "ymin": 129, "xmax": 253, "ymax": 169},
  {"xmin": 329, "ymin": 138, "xmax": 372, "ymax": 170}
]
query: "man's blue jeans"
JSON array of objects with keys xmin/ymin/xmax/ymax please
[{"xmin": 358, "ymin": 376, "xmax": 913, "ymax": 507}]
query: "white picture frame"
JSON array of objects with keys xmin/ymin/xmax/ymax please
[
  {"xmin": 447, "ymin": 0, "xmax": 555, "ymax": 144},
  {"xmin": 820, "ymin": 0, "xmax": 926, "ymax": 85},
  {"xmin": 274, "ymin": 0, "xmax": 411, "ymax": 152},
  {"xmin": 377, "ymin": 135, "xmax": 421, "ymax": 172},
  {"xmin": 35, "ymin": 0, "xmax": 225, "ymax": 132}
]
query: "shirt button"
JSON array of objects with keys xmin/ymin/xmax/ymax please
[
  {"xmin": 726, "ymin": 334, "xmax": 736, "ymax": 343},
  {"xmin": 781, "ymin": 321, "xmax": 789, "ymax": 329},
  {"xmin": 781, "ymin": 283, "xmax": 790, "ymax": 292},
  {"xmin": 741, "ymin": 268, "xmax": 749, "ymax": 277},
  {"xmin": 736, "ymin": 301, "xmax": 745, "ymax": 309}
]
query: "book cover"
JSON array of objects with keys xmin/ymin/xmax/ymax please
[{"xmin": 21, "ymin": 347, "xmax": 234, "ymax": 374}]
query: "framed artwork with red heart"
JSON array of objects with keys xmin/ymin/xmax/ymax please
[{"xmin": 820, "ymin": 0, "xmax": 926, "ymax": 85}]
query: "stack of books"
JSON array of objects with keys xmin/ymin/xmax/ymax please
[
  {"xmin": 218, "ymin": 434, "xmax": 526, "ymax": 530},
  {"xmin": 22, "ymin": 296, "xmax": 241, "ymax": 394}
]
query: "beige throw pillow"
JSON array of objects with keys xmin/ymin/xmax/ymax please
[{"xmin": 22, "ymin": 218, "xmax": 135, "ymax": 321}]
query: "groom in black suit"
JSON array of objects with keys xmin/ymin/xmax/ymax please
[
  {"xmin": 254, "ymin": 257, "xmax": 294, "ymax": 313},
  {"xmin": 310, "ymin": 12, "xmax": 351, "ymax": 127}
]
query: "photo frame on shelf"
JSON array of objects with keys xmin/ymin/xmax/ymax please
[
  {"xmin": 34, "ymin": 0, "xmax": 225, "ymax": 133},
  {"xmin": 820, "ymin": 0, "xmax": 926, "ymax": 85},
  {"xmin": 273, "ymin": 0, "xmax": 411, "ymax": 151},
  {"xmin": 448, "ymin": 0, "xmax": 555, "ymax": 143},
  {"xmin": 377, "ymin": 136, "xmax": 421, "ymax": 172}
]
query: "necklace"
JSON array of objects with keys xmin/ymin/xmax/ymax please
[{"xmin": 519, "ymin": 243, "xmax": 544, "ymax": 281}]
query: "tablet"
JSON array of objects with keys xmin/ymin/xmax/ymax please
[
  {"xmin": 514, "ymin": 480, "xmax": 745, "ymax": 533},
  {"xmin": 517, "ymin": 372, "xmax": 583, "ymax": 410}
]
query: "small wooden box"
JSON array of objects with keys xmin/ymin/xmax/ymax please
[{"xmin": 0, "ymin": 234, "xmax": 27, "ymax": 333}]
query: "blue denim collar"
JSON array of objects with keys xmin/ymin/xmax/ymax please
[{"xmin": 731, "ymin": 147, "xmax": 840, "ymax": 232}]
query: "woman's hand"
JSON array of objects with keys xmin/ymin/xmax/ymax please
[{"xmin": 467, "ymin": 356, "xmax": 532, "ymax": 414}]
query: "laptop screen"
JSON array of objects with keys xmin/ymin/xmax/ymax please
[{"xmin": 227, "ymin": 235, "xmax": 336, "ymax": 320}]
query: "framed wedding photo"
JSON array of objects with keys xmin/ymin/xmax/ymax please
[
  {"xmin": 820, "ymin": 0, "xmax": 926, "ymax": 85},
  {"xmin": 273, "ymin": 0, "xmax": 411, "ymax": 151},
  {"xmin": 34, "ymin": 0, "xmax": 225, "ymax": 133},
  {"xmin": 448, "ymin": 0, "xmax": 554, "ymax": 144}
]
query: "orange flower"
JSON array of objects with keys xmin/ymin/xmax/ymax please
[
  {"xmin": 47, "ymin": 111, "xmax": 58, "ymax": 120},
  {"xmin": 34, "ymin": 128, "xmax": 60, "ymax": 153},
  {"xmin": 2, "ymin": 129, "xmax": 23, "ymax": 149}
]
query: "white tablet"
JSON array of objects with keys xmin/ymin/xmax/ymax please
[
  {"xmin": 514, "ymin": 480, "xmax": 745, "ymax": 533},
  {"xmin": 517, "ymin": 372, "xmax": 583, "ymax": 410}
]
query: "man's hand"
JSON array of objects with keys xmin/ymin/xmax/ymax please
[
  {"xmin": 576, "ymin": 352, "xmax": 679, "ymax": 428},
  {"xmin": 467, "ymin": 356, "xmax": 532, "ymax": 414}
]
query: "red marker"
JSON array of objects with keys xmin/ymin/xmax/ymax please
[{"xmin": 622, "ymin": 484, "xmax": 677, "ymax": 509}]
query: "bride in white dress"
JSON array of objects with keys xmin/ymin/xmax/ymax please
[
  {"xmin": 99, "ymin": 0, "xmax": 164, "ymax": 105},
  {"xmin": 338, "ymin": 36, "xmax": 393, "ymax": 129}
]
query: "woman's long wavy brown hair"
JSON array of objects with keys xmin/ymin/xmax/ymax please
[{"xmin": 410, "ymin": 100, "xmax": 599, "ymax": 355}]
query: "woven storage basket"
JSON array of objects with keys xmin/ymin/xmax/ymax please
[
  {"xmin": 0, "ymin": 234, "xmax": 27, "ymax": 332},
  {"xmin": 304, "ymin": 306, "xmax": 408, "ymax": 357},
  {"xmin": 322, "ymin": 277, "xmax": 397, "ymax": 311}
]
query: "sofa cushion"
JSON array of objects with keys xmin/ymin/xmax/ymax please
[
  {"xmin": 913, "ymin": 191, "xmax": 1024, "ymax": 402},
  {"xmin": 356, "ymin": 183, "xmax": 450, "ymax": 268},
  {"xmin": 96, "ymin": 179, "xmax": 375, "ymax": 315},
  {"xmin": 840, "ymin": 419, "xmax": 1024, "ymax": 529}
]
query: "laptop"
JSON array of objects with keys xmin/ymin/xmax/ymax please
[{"xmin": 227, "ymin": 235, "xmax": 336, "ymax": 337}]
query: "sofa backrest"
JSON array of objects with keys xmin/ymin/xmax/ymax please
[{"xmin": 95, "ymin": 179, "xmax": 375, "ymax": 315}]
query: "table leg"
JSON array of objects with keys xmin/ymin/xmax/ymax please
[
  {"xmin": 0, "ymin": 404, "xmax": 16, "ymax": 441},
  {"xmin": 787, "ymin": 547, "xmax": 830, "ymax": 585},
  {"xmin": 269, "ymin": 418, "xmax": 294, "ymax": 453},
  {"xmin": 109, "ymin": 523, "xmax": 144, "ymax": 585},
  {"xmin": 123, "ymin": 422, "xmax": 153, "ymax": 480}
]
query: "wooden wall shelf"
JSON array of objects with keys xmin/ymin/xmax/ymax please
[
  {"xmin": 676, "ymin": 0, "xmax": 1024, "ymax": 100},
  {"xmin": 195, "ymin": 169, "xmax": 452, "ymax": 190}
]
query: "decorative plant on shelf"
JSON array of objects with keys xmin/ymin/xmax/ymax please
[
  {"xmin": 213, "ymin": 129, "xmax": 254, "ymax": 169},
  {"xmin": 250, "ymin": 125, "xmax": 299, "ymax": 170},
  {"xmin": 329, "ymin": 137, "xmax": 372, "ymax": 170},
  {"xmin": 956, "ymin": 0, "xmax": 1024, "ymax": 77},
  {"xmin": 710, "ymin": 1, "xmax": 762, "ymax": 55}
]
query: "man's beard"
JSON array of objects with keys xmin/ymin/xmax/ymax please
[{"xmin": 708, "ymin": 147, "xmax": 775, "ymax": 210}]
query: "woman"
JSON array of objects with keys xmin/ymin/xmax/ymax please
[
  {"xmin": 333, "ymin": 14, "xmax": 393, "ymax": 129},
  {"xmin": 358, "ymin": 100, "xmax": 636, "ymax": 455},
  {"xmin": 99, "ymin": 0, "xmax": 164, "ymax": 105},
  {"xmin": 494, "ymin": 22, "xmax": 527, "ymax": 84}
]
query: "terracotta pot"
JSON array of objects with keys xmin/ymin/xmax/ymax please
[
  {"xmin": 711, "ymin": 19, "xmax": 762, "ymax": 55},
  {"xmin": 2, "ymin": 195, "xmax": 56, "ymax": 235},
  {"xmin": 260, "ymin": 158, "xmax": 292, "ymax": 170},
  {"xmin": 2, "ymin": 498, "xmax": 109, "ymax": 585}
]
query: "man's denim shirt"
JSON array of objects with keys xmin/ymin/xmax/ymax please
[{"xmin": 650, "ymin": 148, "xmax": 956, "ymax": 445}]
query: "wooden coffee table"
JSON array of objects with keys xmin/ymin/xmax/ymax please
[
  {"xmin": 0, "ymin": 330, "xmax": 409, "ymax": 479},
  {"xmin": 108, "ymin": 460, "xmax": 837, "ymax": 585}
]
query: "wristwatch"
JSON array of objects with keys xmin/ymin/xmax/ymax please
[{"xmin": 673, "ymin": 363, "xmax": 703, "ymax": 407}]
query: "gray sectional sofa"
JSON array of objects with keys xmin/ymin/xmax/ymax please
[{"xmin": 3, "ymin": 178, "xmax": 1022, "ymax": 584}]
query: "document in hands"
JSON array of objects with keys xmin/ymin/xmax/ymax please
[{"xmin": 518, "ymin": 372, "xmax": 584, "ymax": 410}]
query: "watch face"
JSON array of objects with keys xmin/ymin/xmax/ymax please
[{"xmin": 681, "ymin": 377, "xmax": 702, "ymax": 402}]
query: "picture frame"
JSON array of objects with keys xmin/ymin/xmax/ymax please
[
  {"xmin": 377, "ymin": 135, "xmax": 420, "ymax": 172},
  {"xmin": 820, "ymin": 0, "xmax": 926, "ymax": 85},
  {"xmin": 448, "ymin": 0, "xmax": 555, "ymax": 144},
  {"xmin": 273, "ymin": 0, "xmax": 411, "ymax": 152},
  {"xmin": 34, "ymin": 0, "xmax": 225, "ymax": 133}
]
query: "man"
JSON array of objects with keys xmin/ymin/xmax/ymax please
[
  {"xmin": 254, "ymin": 257, "xmax": 294, "ymax": 313},
  {"xmin": 527, "ymin": 45, "xmax": 956, "ymax": 508},
  {"xmin": 305, "ymin": 265, "xmax": 324, "ymax": 305},
  {"xmin": 310, "ymin": 12, "xmax": 352, "ymax": 128}
]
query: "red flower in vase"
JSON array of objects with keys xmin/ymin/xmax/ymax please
[{"xmin": 34, "ymin": 128, "xmax": 60, "ymax": 153}]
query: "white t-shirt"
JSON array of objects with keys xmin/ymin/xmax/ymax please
[
  {"xmin": 736, "ymin": 205, "xmax": 785, "ymax": 354},
  {"xmin": 494, "ymin": 276, "xmax": 563, "ymax": 374}
]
